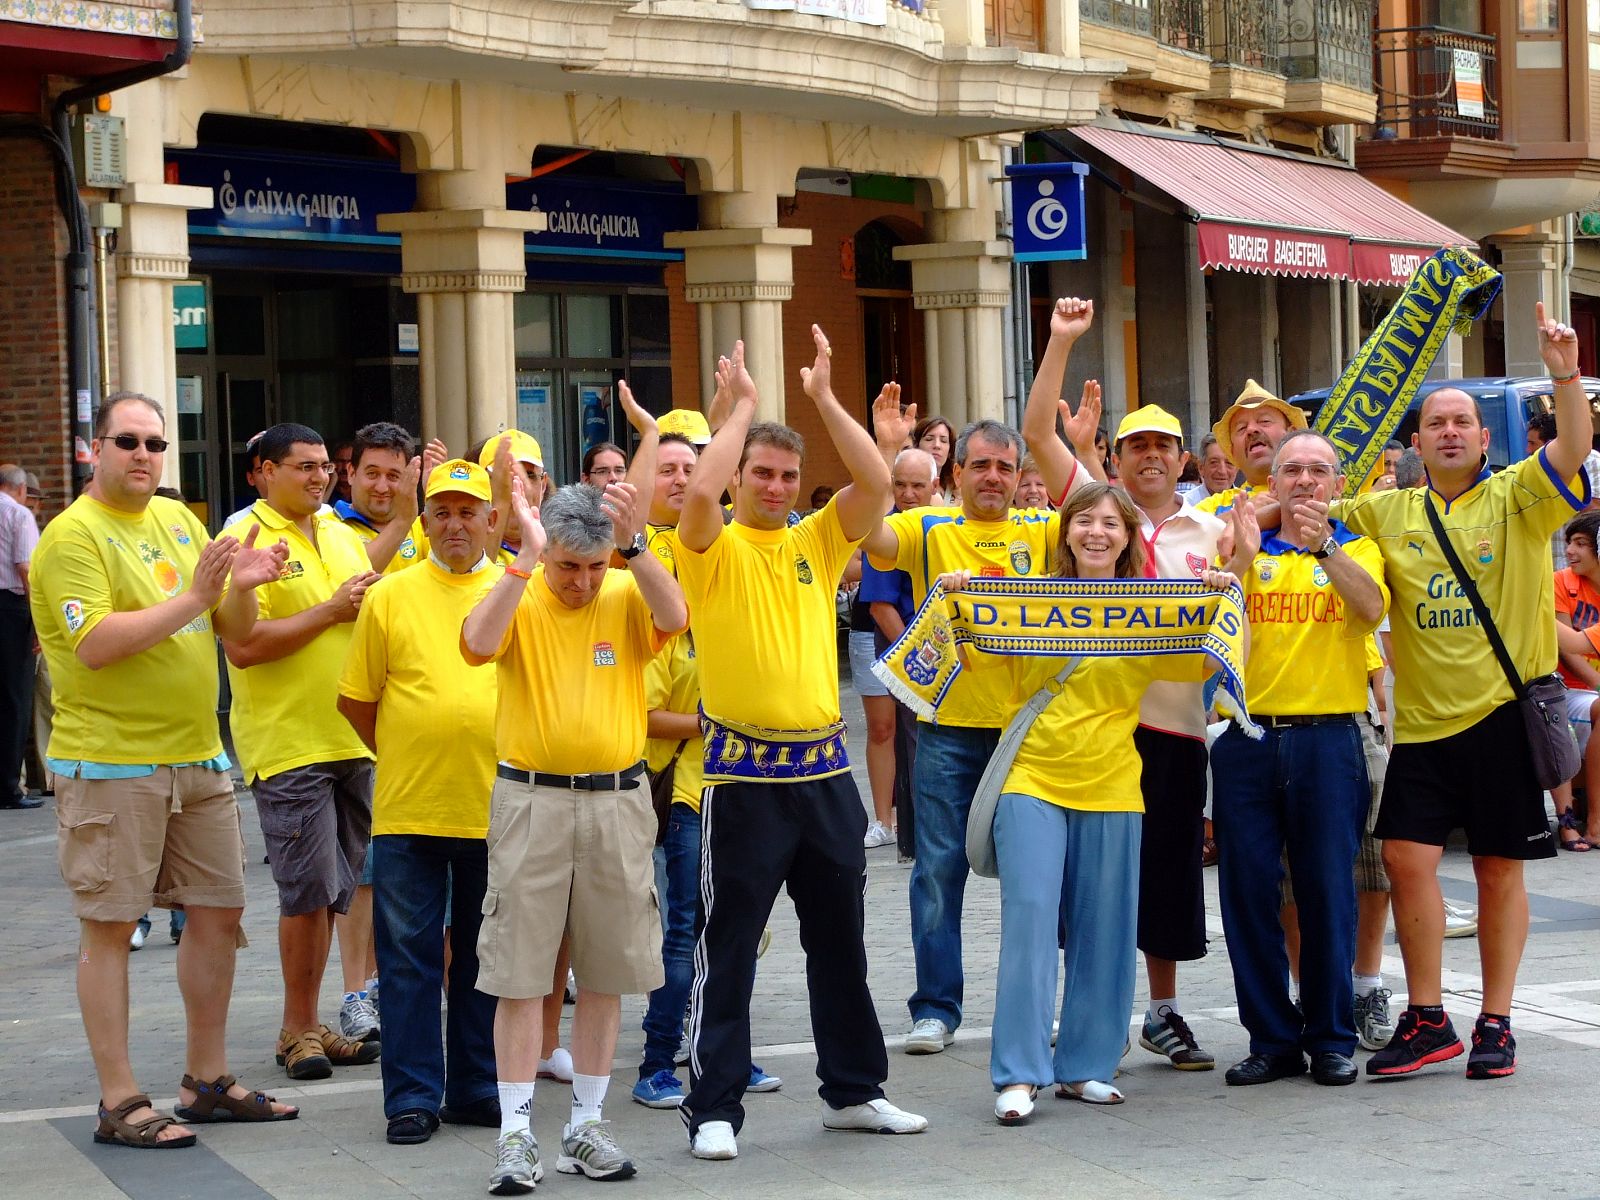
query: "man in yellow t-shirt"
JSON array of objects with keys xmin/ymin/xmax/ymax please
[
  {"xmin": 336, "ymin": 459, "xmax": 501, "ymax": 1145},
  {"xmin": 34, "ymin": 392, "xmax": 295, "ymax": 1145},
  {"xmin": 335, "ymin": 421, "xmax": 438, "ymax": 574},
  {"xmin": 221, "ymin": 422, "xmax": 382, "ymax": 1082},
  {"xmin": 674, "ymin": 331, "xmax": 927, "ymax": 1160},
  {"xmin": 1335, "ymin": 306, "xmax": 1591, "ymax": 1082},
  {"xmin": 462, "ymin": 440, "xmax": 687, "ymax": 1187},
  {"xmin": 1209, "ymin": 430, "xmax": 1388, "ymax": 1090}
]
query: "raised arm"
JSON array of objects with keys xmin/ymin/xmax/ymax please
[
  {"xmin": 679, "ymin": 344, "xmax": 755, "ymax": 553},
  {"xmin": 618, "ymin": 380, "xmax": 659, "ymax": 501},
  {"xmin": 871, "ymin": 382, "xmax": 917, "ymax": 474},
  {"xmin": 361, "ymin": 455, "xmax": 421, "ymax": 572},
  {"xmin": 1024, "ymin": 297, "xmax": 1102, "ymax": 500},
  {"xmin": 799, "ymin": 324, "xmax": 891, "ymax": 540},
  {"xmin": 1537, "ymin": 301, "xmax": 1591, "ymax": 484},
  {"xmin": 462, "ymin": 476, "xmax": 546, "ymax": 663},
  {"xmin": 603, "ymin": 479, "xmax": 687, "ymax": 634}
]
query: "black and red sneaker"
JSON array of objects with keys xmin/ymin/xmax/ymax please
[
  {"xmin": 1465, "ymin": 1015, "xmax": 1516, "ymax": 1080},
  {"xmin": 1365, "ymin": 1008, "xmax": 1463, "ymax": 1077}
]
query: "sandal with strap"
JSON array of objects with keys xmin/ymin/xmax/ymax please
[
  {"xmin": 93, "ymin": 1093, "xmax": 197, "ymax": 1149},
  {"xmin": 174, "ymin": 1073, "xmax": 299, "ymax": 1123},
  {"xmin": 277, "ymin": 1027, "xmax": 332, "ymax": 1080},
  {"xmin": 1558, "ymin": 810, "xmax": 1593, "ymax": 852},
  {"xmin": 1056, "ymin": 1079, "xmax": 1124, "ymax": 1105},
  {"xmin": 317, "ymin": 1022, "xmax": 381, "ymax": 1066}
]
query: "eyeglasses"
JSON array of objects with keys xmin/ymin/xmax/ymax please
[
  {"xmin": 107, "ymin": 434, "xmax": 169, "ymax": 453},
  {"xmin": 587, "ymin": 466, "xmax": 627, "ymax": 481},
  {"xmin": 276, "ymin": 460, "xmax": 335, "ymax": 477},
  {"xmin": 1276, "ymin": 462, "xmax": 1336, "ymax": 480}
]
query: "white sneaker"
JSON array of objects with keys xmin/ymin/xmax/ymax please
[
  {"xmin": 537, "ymin": 1046, "xmax": 573, "ymax": 1082},
  {"xmin": 691, "ymin": 1120, "xmax": 738, "ymax": 1160},
  {"xmin": 863, "ymin": 821, "xmax": 894, "ymax": 849},
  {"xmin": 1443, "ymin": 899, "xmax": 1478, "ymax": 939},
  {"xmin": 903, "ymin": 1018, "xmax": 953, "ymax": 1055},
  {"xmin": 823, "ymin": 1097, "xmax": 928, "ymax": 1134},
  {"xmin": 129, "ymin": 924, "xmax": 147, "ymax": 951}
]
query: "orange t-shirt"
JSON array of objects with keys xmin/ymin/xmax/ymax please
[{"xmin": 1553, "ymin": 567, "xmax": 1600, "ymax": 689}]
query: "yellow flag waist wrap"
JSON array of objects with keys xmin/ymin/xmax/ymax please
[
  {"xmin": 1317, "ymin": 247, "xmax": 1501, "ymax": 498},
  {"xmin": 871, "ymin": 577, "xmax": 1259, "ymax": 737}
]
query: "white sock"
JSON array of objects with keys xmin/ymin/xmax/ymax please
[
  {"xmin": 570, "ymin": 1073, "xmax": 609, "ymax": 1127},
  {"xmin": 1148, "ymin": 996, "xmax": 1178, "ymax": 1023},
  {"xmin": 1353, "ymin": 972, "xmax": 1383, "ymax": 996},
  {"xmin": 498, "ymin": 1081, "xmax": 534, "ymax": 1136}
]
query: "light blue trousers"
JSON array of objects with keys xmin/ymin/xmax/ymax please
[{"xmin": 990, "ymin": 793, "xmax": 1141, "ymax": 1090}]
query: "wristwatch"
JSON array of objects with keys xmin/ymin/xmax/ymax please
[
  {"xmin": 1310, "ymin": 534, "xmax": 1339, "ymax": 560},
  {"xmin": 618, "ymin": 532, "xmax": 647, "ymax": 560}
]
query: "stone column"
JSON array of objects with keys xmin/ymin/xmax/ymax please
[
  {"xmin": 114, "ymin": 184, "xmax": 212, "ymax": 485},
  {"xmin": 895, "ymin": 241, "xmax": 1012, "ymax": 427},
  {"xmin": 1499, "ymin": 230, "xmax": 1561, "ymax": 376},
  {"xmin": 378, "ymin": 173, "xmax": 545, "ymax": 452},
  {"xmin": 665, "ymin": 191, "xmax": 809, "ymax": 423}
]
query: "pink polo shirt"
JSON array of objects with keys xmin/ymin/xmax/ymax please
[{"xmin": 1135, "ymin": 494, "xmax": 1225, "ymax": 740}]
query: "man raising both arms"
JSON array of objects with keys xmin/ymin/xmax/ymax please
[{"xmin": 676, "ymin": 332, "xmax": 926, "ymax": 1161}]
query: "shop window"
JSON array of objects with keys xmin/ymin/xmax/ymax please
[
  {"xmin": 515, "ymin": 292, "xmax": 558, "ymax": 358},
  {"xmin": 627, "ymin": 292, "xmax": 671, "ymax": 358},
  {"xmin": 1516, "ymin": 0, "xmax": 1558, "ymax": 30},
  {"xmin": 214, "ymin": 292, "xmax": 267, "ymax": 357},
  {"xmin": 1421, "ymin": 0, "xmax": 1482, "ymax": 32},
  {"xmin": 567, "ymin": 293, "xmax": 622, "ymax": 358}
]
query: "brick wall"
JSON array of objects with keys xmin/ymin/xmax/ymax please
[
  {"xmin": 0, "ymin": 135, "xmax": 73, "ymax": 521},
  {"xmin": 665, "ymin": 189, "xmax": 927, "ymax": 499}
]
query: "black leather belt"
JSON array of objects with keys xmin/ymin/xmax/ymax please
[
  {"xmin": 496, "ymin": 762, "xmax": 646, "ymax": 791},
  {"xmin": 1258, "ymin": 714, "xmax": 1359, "ymax": 728}
]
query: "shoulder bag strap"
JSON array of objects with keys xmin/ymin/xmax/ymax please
[
  {"xmin": 665, "ymin": 739, "xmax": 689, "ymax": 770},
  {"xmin": 1422, "ymin": 491, "xmax": 1527, "ymax": 700}
]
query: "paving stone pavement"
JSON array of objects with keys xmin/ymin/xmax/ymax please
[{"xmin": 2, "ymin": 687, "xmax": 1599, "ymax": 1198}]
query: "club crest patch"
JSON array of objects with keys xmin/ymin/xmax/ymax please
[
  {"xmin": 1008, "ymin": 540, "xmax": 1033, "ymax": 575},
  {"xmin": 795, "ymin": 555, "xmax": 814, "ymax": 585},
  {"xmin": 1185, "ymin": 552, "xmax": 1208, "ymax": 578}
]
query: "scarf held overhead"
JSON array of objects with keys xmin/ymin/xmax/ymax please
[
  {"xmin": 1315, "ymin": 246, "xmax": 1501, "ymax": 497},
  {"xmin": 871, "ymin": 577, "xmax": 1258, "ymax": 736}
]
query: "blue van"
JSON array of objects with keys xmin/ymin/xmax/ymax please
[{"xmin": 1287, "ymin": 376, "xmax": 1600, "ymax": 470}]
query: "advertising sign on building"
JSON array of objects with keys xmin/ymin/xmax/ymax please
[
  {"xmin": 505, "ymin": 177, "xmax": 699, "ymax": 261},
  {"xmin": 1005, "ymin": 162, "xmax": 1089, "ymax": 263},
  {"xmin": 172, "ymin": 280, "xmax": 207, "ymax": 350},
  {"xmin": 1453, "ymin": 50, "xmax": 1484, "ymax": 120}
]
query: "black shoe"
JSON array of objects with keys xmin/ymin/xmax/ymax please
[
  {"xmin": 0, "ymin": 794, "xmax": 43, "ymax": 810},
  {"xmin": 386, "ymin": 1110, "xmax": 439, "ymax": 1145},
  {"xmin": 1310, "ymin": 1052, "xmax": 1357, "ymax": 1086},
  {"xmin": 1366, "ymin": 1008, "xmax": 1463, "ymax": 1077},
  {"xmin": 1224, "ymin": 1052, "xmax": 1307, "ymax": 1086},
  {"xmin": 440, "ymin": 1096, "xmax": 502, "ymax": 1127},
  {"xmin": 1465, "ymin": 1015, "xmax": 1516, "ymax": 1080}
]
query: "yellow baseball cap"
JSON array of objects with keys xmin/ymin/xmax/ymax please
[
  {"xmin": 425, "ymin": 458, "xmax": 492, "ymax": 503},
  {"xmin": 658, "ymin": 408, "xmax": 712, "ymax": 446},
  {"xmin": 478, "ymin": 430, "xmax": 544, "ymax": 471},
  {"xmin": 1114, "ymin": 403, "xmax": 1184, "ymax": 445},
  {"xmin": 1211, "ymin": 380, "xmax": 1307, "ymax": 467}
]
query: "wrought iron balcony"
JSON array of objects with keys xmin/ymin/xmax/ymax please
[
  {"xmin": 1283, "ymin": 0, "xmax": 1373, "ymax": 91},
  {"xmin": 1208, "ymin": 0, "xmax": 1282, "ymax": 73},
  {"xmin": 1080, "ymin": 0, "xmax": 1152, "ymax": 38},
  {"xmin": 1370, "ymin": 26, "xmax": 1500, "ymax": 141},
  {"xmin": 1155, "ymin": 0, "xmax": 1206, "ymax": 53}
]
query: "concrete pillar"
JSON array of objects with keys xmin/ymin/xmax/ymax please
[
  {"xmin": 1210, "ymin": 270, "xmax": 1278, "ymax": 410},
  {"xmin": 895, "ymin": 240, "xmax": 1011, "ymax": 427},
  {"xmin": 377, "ymin": 178, "xmax": 544, "ymax": 450},
  {"xmin": 1499, "ymin": 232, "xmax": 1561, "ymax": 376},
  {"xmin": 114, "ymin": 183, "xmax": 212, "ymax": 488},
  {"xmin": 1183, "ymin": 226, "xmax": 1210, "ymax": 437}
]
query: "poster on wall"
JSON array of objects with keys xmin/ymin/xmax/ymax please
[
  {"xmin": 1453, "ymin": 50, "xmax": 1484, "ymax": 120},
  {"xmin": 515, "ymin": 377, "xmax": 553, "ymax": 458},
  {"xmin": 579, "ymin": 384, "xmax": 614, "ymax": 451}
]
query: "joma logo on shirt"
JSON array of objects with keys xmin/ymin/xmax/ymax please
[{"xmin": 593, "ymin": 641, "xmax": 617, "ymax": 667}]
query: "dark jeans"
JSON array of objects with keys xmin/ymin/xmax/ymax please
[
  {"xmin": 640, "ymin": 804, "xmax": 701, "ymax": 1077},
  {"xmin": 371, "ymin": 833, "xmax": 497, "ymax": 1118},
  {"xmin": 908, "ymin": 723, "xmax": 1000, "ymax": 1031},
  {"xmin": 892, "ymin": 701, "xmax": 919, "ymax": 858},
  {"xmin": 1212, "ymin": 720, "xmax": 1367, "ymax": 1058},
  {"xmin": 0, "ymin": 593, "xmax": 32, "ymax": 804}
]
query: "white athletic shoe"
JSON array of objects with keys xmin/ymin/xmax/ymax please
[
  {"xmin": 863, "ymin": 821, "xmax": 894, "ymax": 849},
  {"xmin": 691, "ymin": 1120, "xmax": 738, "ymax": 1160},
  {"xmin": 823, "ymin": 1097, "xmax": 928, "ymax": 1134},
  {"xmin": 537, "ymin": 1046, "xmax": 573, "ymax": 1083},
  {"xmin": 1443, "ymin": 899, "xmax": 1478, "ymax": 939},
  {"xmin": 904, "ymin": 1018, "xmax": 954, "ymax": 1055}
]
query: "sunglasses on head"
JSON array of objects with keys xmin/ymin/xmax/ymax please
[{"xmin": 106, "ymin": 434, "xmax": 170, "ymax": 453}]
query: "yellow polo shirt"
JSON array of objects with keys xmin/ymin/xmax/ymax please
[
  {"xmin": 338, "ymin": 557, "xmax": 500, "ymax": 838},
  {"xmin": 481, "ymin": 567, "xmax": 672, "ymax": 774},
  {"xmin": 337, "ymin": 502, "xmax": 428, "ymax": 575},
  {"xmin": 1241, "ymin": 530, "xmax": 1389, "ymax": 716},
  {"xmin": 1336, "ymin": 450, "xmax": 1587, "ymax": 742},
  {"xmin": 869, "ymin": 505, "xmax": 1061, "ymax": 728},
  {"xmin": 224, "ymin": 501, "xmax": 375, "ymax": 783},
  {"xmin": 675, "ymin": 503, "xmax": 857, "ymax": 731},
  {"xmin": 1196, "ymin": 482, "xmax": 1264, "ymax": 516},
  {"xmin": 31, "ymin": 495, "xmax": 223, "ymax": 764}
]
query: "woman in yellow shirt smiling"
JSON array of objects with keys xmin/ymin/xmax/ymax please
[{"xmin": 941, "ymin": 483, "xmax": 1237, "ymax": 1125}]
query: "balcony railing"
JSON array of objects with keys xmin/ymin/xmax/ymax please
[
  {"xmin": 1208, "ymin": 0, "xmax": 1282, "ymax": 73},
  {"xmin": 1371, "ymin": 26, "xmax": 1500, "ymax": 141},
  {"xmin": 1155, "ymin": 0, "xmax": 1206, "ymax": 53},
  {"xmin": 1283, "ymin": 0, "xmax": 1373, "ymax": 90},
  {"xmin": 1080, "ymin": 0, "xmax": 1152, "ymax": 37}
]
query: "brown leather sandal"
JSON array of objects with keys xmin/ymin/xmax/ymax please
[
  {"xmin": 93, "ymin": 1093, "xmax": 197, "ymax": 1148},
  {"xmin": 316, "ymin": 1023, "xmax": 381, "ymax": 1067},
  {"xmin": 174, "ymin": 1073, "xmax": 299, "ymax": 1123}
]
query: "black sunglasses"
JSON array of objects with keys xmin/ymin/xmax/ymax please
[{"xmin": 107, "ymin": 434, "xmax": 170, "ymax": 453}]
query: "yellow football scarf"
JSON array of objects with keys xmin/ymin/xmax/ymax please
[
  {"xmin": 872, "ymin": 577, "xmax": 1258, "ymax": 736},
  {"xmin": 1317, "ymin": 247, "xmax": 1501, "ymax": 498}
]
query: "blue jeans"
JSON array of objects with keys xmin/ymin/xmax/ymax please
[
  {"xmin": 371, "ymin": 834, "xmax": 497, "ymax": 1117},
  {"xmin": 1211, "ymin": 720, "xmax": 1367, "ymax": 1058},
  {"xmin": 640, "ymin": 805, "xmax": 700, "ymax": 1077},
  {"xmin": 908, "ymin": 723, "xmax": 999, "ymax": 1030},
  {"xmin": 990, "ymin": 794, "xmax": 1140, "ymax": 1089}
]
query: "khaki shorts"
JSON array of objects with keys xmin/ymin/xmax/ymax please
[
  {"xmin": 56, "ymin": 766, "xmax": 246, "ymax": 923},
  {"xmin": 476, "ymin": 774, "xmax": 663, "ymax": 1000}
]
